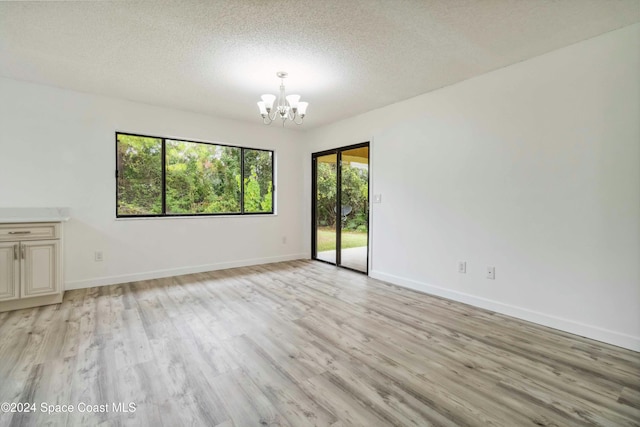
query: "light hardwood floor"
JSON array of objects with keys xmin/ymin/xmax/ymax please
[{"xmin": 0, "ymin": 260, "xmax": 638, "ymax": 426}]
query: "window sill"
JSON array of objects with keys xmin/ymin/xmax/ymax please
[{"xmin": 115, "ymin": 213, "xmax": 277, "ymax": 221}]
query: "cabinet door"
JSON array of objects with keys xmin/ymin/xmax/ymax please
[
  {"xmin": 21, "ymin": 240, "xmax": 59, "ymax": 298},
  {"xmin": 0, "ymin": 242, "xmax": 19, "ymax": 301}
]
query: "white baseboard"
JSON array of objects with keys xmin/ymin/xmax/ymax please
[
  {"xmin": 369, "ymin": 270, "xmax": 640, "ymax": 352},
  {"xmin": 65, "ymin": 253, "xmax": 307, "ymax": 290}
]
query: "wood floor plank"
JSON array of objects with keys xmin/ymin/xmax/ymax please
[
  {"xmin": 211, "ymin": 370, "xmax": 290, "ymax": 427},
  {"xmin": 230, "ymin": 335, "xmax": 338, "ymax": 426},
  {"xmin": 0, "ymin": 260, "xmax": 638, "ymax": 426}
]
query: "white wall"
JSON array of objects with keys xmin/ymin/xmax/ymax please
[
  {"xmin": 0, "ymin": 78, "xmax": 306, "ymax": 288},
  {"xmin": 304, "ymin": 24, "xmax": 640, "ymax": 351}
]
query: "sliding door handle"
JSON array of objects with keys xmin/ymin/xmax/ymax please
[{"xmin": 21, "ymin": 246, "xmax": 25, "ymax": 260}]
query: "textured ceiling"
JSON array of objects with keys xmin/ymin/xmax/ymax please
[{"xmin": 1, "ymin": 1, "xmax": 638, "ymax": 130}]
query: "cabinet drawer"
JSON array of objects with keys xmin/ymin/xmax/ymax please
[{"xmin": 0, "ymin": 223, "xmax": 60, "ymax": 241}]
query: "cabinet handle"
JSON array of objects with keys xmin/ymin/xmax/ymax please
[
  {"xmin": 21, "ymin": 246, "xmax": 25, "ymax": 260},
  {"xmin": 14, "ymin": 244, "xmax": 18, "ymax": 260},
  {"xmin": 8, "ymin": 231, "xmax": 31, "ymax": 235}
]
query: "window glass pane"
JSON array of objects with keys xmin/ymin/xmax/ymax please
[
  {"xmin": 243, "ymin": 149, "xmax": 274, "ymax": 213},
  {"xmin": 165, "ymin": 140, "xmax": 241, "ymax": 214},
  {"xmin": 117, "ymin": 134, "xmax": 162, "ymax": 216},
  {"xmin": 314, "ymin": 154, "xmax": 337, "ymax": 263},
  {"xmin": 340, "ymin": 146, "xmax": 369, "ymax": 273}
]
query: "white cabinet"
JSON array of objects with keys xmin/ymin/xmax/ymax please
[
  {"xmin": 0, "ymin": 222, "xmax": 64, "ymax": 312},
  {"xmin": 21, "ymin": 240, "xmax": 60, "ymax": 298},
  {"xmin": 0, "ymin": 242, "xmax": 19, "ymax": 301}
]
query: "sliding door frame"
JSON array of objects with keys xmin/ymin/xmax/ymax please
[{"xmin": 311, "ymin": 141, "xmax": 370, "ymax": 274}]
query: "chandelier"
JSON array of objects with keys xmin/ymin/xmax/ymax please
[{"xmin": 257, "ymin": 71, "xmax": 308, "ymax": 125}]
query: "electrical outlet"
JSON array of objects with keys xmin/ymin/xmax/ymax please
[
  {"xmin": 95, "ymin": 251, "xmax": 103, "ymax": 262},
  {"xmin": 486, "ymin": 266, "xmax": 495, "ymax": 280},
  {"xmin": 458, "ymin": 261, "xmax": 466, "ymax": 274}
]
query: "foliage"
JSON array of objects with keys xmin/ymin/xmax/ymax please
[
  {"xmin": 243, "ymin": 149, "xmax": 273, "ymax": 213},
  {"xmin": 316, "ymin": 161, "xmax": 337, "ymax": 227},
  {"xmin": 315, "ymin": 159, "xmax": 368, "ymax": 231},
  {"xmin": 116, "ymin": 135, "xmax": 163, "ymax": 215},
  {"xmin": 117, "ymin": 134, "xmax": 273, "ymax": 215}
]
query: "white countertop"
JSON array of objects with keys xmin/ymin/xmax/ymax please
[{"xmin": 0, "ymin": 207, "xmax": 71, "ymax": 223}]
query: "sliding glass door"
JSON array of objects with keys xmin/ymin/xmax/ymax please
[{"xmin": 312, "ymin": 143, "xmax": 369, "ymax": 273}]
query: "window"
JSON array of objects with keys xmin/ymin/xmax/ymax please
[
  {"xmin": 116, "ymin": 133, "xmax": 274, "ymax": 217},
  {"xmin": 116, "ymin": 134, "xmax": 163, "ymax": 215}
]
